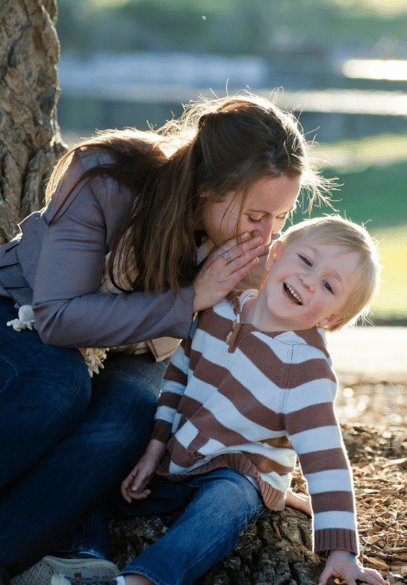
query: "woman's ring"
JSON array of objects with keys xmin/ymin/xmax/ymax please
[{"xmin": 223, "ymin": 251, "xmax": 231, "ymax": 262}]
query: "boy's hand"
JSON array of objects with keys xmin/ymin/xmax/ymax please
[
  {"xmin": 121, "ymin": 457, "xmax": 157, "ymax": 503},
  {"xmin": 121, "ymin": 439, "xmax": 166, "ymax": 504},
  {"xmin": 285, "ymin": 489, "xmax": 312, "ymax": 516},
  {"xmin": 318, "ymin": 550, "xmax": 386, "ymax": 585}
]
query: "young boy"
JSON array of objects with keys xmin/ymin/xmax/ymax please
[{"xmin": 57, "ymin": 216, "xmax": 384, "ymax": 585}]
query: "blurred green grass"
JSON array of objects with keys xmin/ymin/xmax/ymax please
[{"xmin": 294, "ymin": 133, "xmax": 407, "ymax": 321}]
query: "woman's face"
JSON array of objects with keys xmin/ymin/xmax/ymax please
[{"xmin": 200, "ymin": 175, "xmax": 301, "ymax": 247}]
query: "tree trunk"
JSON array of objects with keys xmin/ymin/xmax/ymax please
[
  {"xmin": 0, "ymin": 0, "xmax": 66, "ymax": 245},
  {"xmin": 109, "ymin": 506, "xmax": 324, "ymax": 585}
]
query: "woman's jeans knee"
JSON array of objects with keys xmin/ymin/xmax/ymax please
[
  {"xmin": 0, "ymin": 298, "xmax": 92, "ymax": 488},
  {"xmin": 0, "ymin": 297, "xmax": 168, "ymax": 576}
]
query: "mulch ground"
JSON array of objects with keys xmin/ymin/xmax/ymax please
[{"xmin": 295, "ymin": 373, "xmax": 407, "ymax": 585}]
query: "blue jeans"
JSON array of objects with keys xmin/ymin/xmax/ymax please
[
  {"xmin": 0, "ymin": 297, "xmax": 167, "ymax": 580},
  {"xmin": 113, "ymin": 468, "xmax": 265, "ymax": 585}
]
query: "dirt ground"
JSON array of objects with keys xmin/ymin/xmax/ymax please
[{"xmin": 303, "ymin": 372, "xmax": 407, "ymax": 585}]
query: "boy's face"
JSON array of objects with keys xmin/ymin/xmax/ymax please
[{"xmin": 261, "ymin": 237, "xmax": 361, "ymax": 331}]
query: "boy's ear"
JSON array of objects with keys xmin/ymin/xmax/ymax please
[
  {"xmin": 265, "ymin": 240, "xmax": 283, "ymax": 269},
  {"xmin": 318, "ymin": 314, "xmax": 343, "ymax": 329}
]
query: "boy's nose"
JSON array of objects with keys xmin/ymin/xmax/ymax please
[{"xmin": 299, "ymin": 272, "xmax": 316, "ymax": 291}]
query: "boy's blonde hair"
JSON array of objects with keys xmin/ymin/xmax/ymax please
[{"xmin": 277, "ymin": 215, "xmax": 381, "ymax": 331}]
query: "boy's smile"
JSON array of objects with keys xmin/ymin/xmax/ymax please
[
  {"xmin": 245, "ymin": 238, "xmax": 362, "ymax": 332},
  {"xmin": 283, "ymin": 282, "xmax": 303, "ymax": 305}
]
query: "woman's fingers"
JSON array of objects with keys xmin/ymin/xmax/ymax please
[
  {"xmin": 207, "ymin": 238, "xmax": 264, "ymax": 279},
  {"xmin": 193, "ymin": 256, "xmax": 260, "ymax": 312},
  {"xmin": 215, "ymin": 234, "xmax": 263, "ymax": 264},
  {"xmin": 225, "ymin": 244, "xmax": 264, "ymax": 274},
  {"xmin": 224, "ymin": 256, "xmax": 260, "ymax": 288},
  {"xmin": 193, "ymin": 233, "xmax": 266, "ymax": 312},
  {"xmin": 215, "ymin": 231, "xmax": 253, "ymax": 253}
]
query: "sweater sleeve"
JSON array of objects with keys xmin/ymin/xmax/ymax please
[
  {"xmin": 283, "ymin": 359, "xmax": 358, "ymax": 555},
  {"xmin": 32, "ymin": 151, "xmax": 195, "ymax": 348},
  {"xmin": 151, "ymin": 318, "xmax": 198, "ymax": 443}
]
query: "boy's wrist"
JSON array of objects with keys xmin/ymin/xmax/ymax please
[
  {"xmin": 145, "ymin": 439, "xmax": 166, "ymax": 457},
  {"xmin": 328, "ymin": 550, "xmax": 356, "ymax": 559}
]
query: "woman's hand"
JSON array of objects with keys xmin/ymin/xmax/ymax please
[
  {"xmin": 193, "ymin": 233, "xmax": 264, "ymax": 312},
  {"xmin": 318, "ymin": 551, "xmax": 386, "ymax": 585},
  {"xmin": 121, "ymin": 439, "xmax": 166, "ymax": 503}
]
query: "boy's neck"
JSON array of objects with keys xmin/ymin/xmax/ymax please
[{"xmin": 240, "ymin": 291, "xmax": 284, "ymax": 332}]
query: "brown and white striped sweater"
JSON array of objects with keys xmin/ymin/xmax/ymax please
[{"xmin": 151, "ymin": 291, "xmax": 358, "ymax": 554}]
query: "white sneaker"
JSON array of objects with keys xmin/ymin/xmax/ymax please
[
  {"xmin": 50, "ymin": 577, "xmax": 71, "ymax": 585},
  {"xmin": 50, "ymin": 577, "xmax": 121, "ymax": 585},
  {"xmin": 10, "ymin": 556, "xmax": 119, "ymax": 585}
]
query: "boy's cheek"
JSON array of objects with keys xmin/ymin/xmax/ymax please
[{"xmin": 303, "ymin": 303, "xmax": 324, "ymax": 324}]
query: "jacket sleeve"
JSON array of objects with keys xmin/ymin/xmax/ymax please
[
  {"xmin": 283, "ymin": 359, "xmax": 359, "ymax": 555},
  {"xmin": 150, "ymin": 318, "xmax": 198, "ymax": 443},
  {"xmin": 32, "ymin": 151, "xmax": 195, "ymax": 347}
]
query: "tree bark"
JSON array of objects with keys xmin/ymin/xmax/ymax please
[
  {"xmin": 0, "ymin": 0, "xmax": 66, "ymax": 245},
  {"xmin": 109, "ymin": 506, "xmax": 324, "ymax": 585}
]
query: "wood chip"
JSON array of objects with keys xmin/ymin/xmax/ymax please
[
  {"xmin": 382, "ymin": 457, "xmax": 407, "ymax": 469},
  {"xmin": 362, "ymin": 556, "xmax": 390, "ymax": 570}
]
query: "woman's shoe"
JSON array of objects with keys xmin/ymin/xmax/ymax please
[
  {"xmin": 10, "ymin": 555, "xmax": 119, "ymax": 585},
  {"xmin": 50, "ymin": 577, "xmax": 123, "ymax": 585}
]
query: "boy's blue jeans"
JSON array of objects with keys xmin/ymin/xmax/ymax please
[
  {"xmin": 76, "ymin": 468, "xmax": 266, "ymax": 585},
  {"xmin": 0, "ymin": 297, "xmax": 167, "ymax": 580}
]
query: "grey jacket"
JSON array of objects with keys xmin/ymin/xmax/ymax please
[{"xmin": 0, "ymin": 150, "xmax": 195, "ymax": 350}]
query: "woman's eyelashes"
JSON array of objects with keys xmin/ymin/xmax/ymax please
[
  {"xmin": 246, "ymin": 213, "xmax": 288, "ymax": 224},
  {"xmin": 247, "ymin": 215, "xmax": 262, "ymax": 224},
  {"xmin": 323, "ymin": 280, "xmax": 334, "ymax": 294}
]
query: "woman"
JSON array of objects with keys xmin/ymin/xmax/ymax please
[{"xmin": 0, "ymin": 93, "xmax": 327, "ymax": 584}]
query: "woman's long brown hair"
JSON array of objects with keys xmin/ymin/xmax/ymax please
[{"xmin": 46, "ymin": 93, "xmax": 330, "ymax": 294}]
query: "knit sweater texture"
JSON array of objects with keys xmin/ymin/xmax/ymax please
[{"xmin": 151, "ymin": 291, "xmax": 358, "ymax": 554}]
